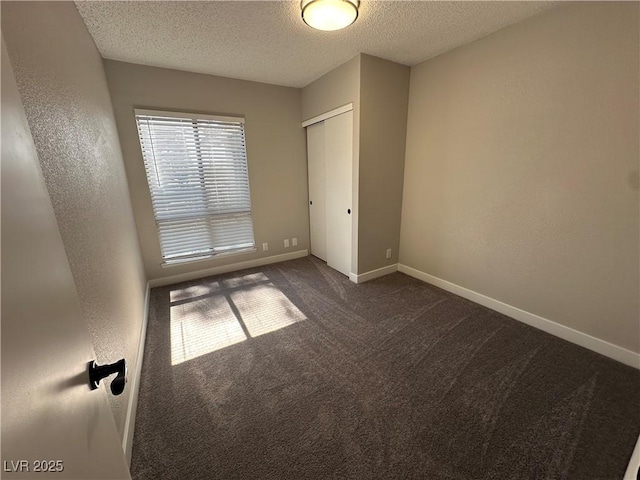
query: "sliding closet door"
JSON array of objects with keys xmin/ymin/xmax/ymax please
[
  {"xmin": 324, "ymin": 111, "xmax": 353, "ymax": 276},
  {"xmin": 307, "ymin": 121, "xmax": 327, "ymax": 261}
]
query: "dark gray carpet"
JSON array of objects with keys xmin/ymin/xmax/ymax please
[{"xmin": 132, "ymin": 256, "xmax": 640, "ymax": 480}]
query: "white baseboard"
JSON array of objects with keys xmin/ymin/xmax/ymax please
[
  {"xmin": 122, "ymin": 281, "xmax": 150, "ymax": 466},
  {"xmin": 397, "ymin": 264, "xmax": 640, "ymax": 370},
  {"xmin": 349, "ymin": 263, "xmax": 398, "ymax": 284},
  {"xmin": 625, "ymin": 434, "xmax": 640, "ymax": 480},
  {"xmin": 149, "ymin": 250, "xmax": 309, "ymax": 288}
]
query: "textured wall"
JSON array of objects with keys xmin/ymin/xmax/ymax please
[
  {"xmin": 1, "ymin": 1, "xmax": 148, "ymax": 437},
  {"xmin": 358, "ymin": 55, "xmax": 410, "ymax": 273},
  {"xmin": 302, "ymin": 55, "xmax": 361, "ymax": 274},
  {"xmin": 104, "ymin": 60, "xmax": 309, "ymax": 281},
  {"xmin": 400, "ymin": 2, "xmax": 640, "ymax": 352}
]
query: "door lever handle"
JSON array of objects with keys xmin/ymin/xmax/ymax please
[{"xmin": 88, "ymin": 359, "xmax": 127, "ymax": 396}]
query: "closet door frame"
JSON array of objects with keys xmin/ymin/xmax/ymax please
[
  {"xmin": 306, "ymin": 121, "xmax": 327, "ymax": 261},
  {"xmin": 303, "ymin": 103, "xmax": 356, "ymax": 278}
]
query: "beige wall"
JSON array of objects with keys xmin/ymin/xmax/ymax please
[
  {"xmin": 1, "ymin": 1, "xmax": 148, "ymax": 437},
  {"xmin": 359, "ymin": 55, "xmax": 410, "ymax": 273},
  {"xmin": 301, "ymin": 55, "xmax": 361, "ymax": 122},
  {"xmin": 104, "ymin": 60, "xmax": 309, "ymax": 281},
  {"xmin": 400, "ymin": 2, "xmax": 640, "ymax": 353}
]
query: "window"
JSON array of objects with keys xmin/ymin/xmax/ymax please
[{"xmin": 135, "ymin": 109, "xmax": 255, "ymax": 265}]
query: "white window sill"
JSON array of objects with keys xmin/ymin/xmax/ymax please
[{"xmin": 160, "ymin": 247, "xmax": 257, "ymax": 268}]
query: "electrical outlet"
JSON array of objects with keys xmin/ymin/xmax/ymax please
[
  {"xmin": 284, "ymin": 239, "xmax": 290, "ymax": 248},
  {"xmin": 262, "ymin": 242, "xmax": 269, "ymax": 251},
  {"xmin": 386, "ymin": 248, "xmax": 392, "ymax": 259},
  {"xmin": 292, "ymin": 237, "xmax": 298, "ymax": 247}
]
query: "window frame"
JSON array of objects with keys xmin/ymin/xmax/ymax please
[{"xmin": 134, "ymin": 108, "xmax": 256, "ymax": 267}]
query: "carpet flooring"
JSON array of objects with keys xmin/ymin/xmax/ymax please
[{"xmin": 131, "ymin": 256, "xmax": 640, "ymax": 480}]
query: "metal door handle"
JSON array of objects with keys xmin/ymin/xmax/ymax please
[{"xmin": 88, "ymin": 359, "xmax": 127, "ymax": 396}]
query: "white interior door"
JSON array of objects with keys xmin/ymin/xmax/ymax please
[
  {"xmin": 1, "ymin": 38, "xmax": 130, "ymax": 479},
  {"xmin": 324, "ymin": 111, "xmax": 353, "ymax": 277},
  {"xmin": 307, "ymin": 121, "xmax": 327, "ymax": 261}
]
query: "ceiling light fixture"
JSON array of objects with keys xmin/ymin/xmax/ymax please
[{"xmin": 301, "ymin": 0, "xmax": 359, "ymax": 31}]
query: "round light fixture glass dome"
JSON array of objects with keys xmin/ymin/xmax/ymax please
[{"xmin": 301, "ymin": 0, "xmax": 359, "ymax": 31}]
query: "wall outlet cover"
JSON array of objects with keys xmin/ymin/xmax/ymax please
[
  {"xmin": 284, "ymin": 239, "xmax": 290, "ymax": 248},
  {"xmin": 262, "ymin": 242, "xmax": 269, "ymax": 251},
  {"xmin": 292, "ymin": 237, "xmax": 298, "ymax": 247}
]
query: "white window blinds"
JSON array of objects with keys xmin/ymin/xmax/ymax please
[{"xmin": 135, "ymin": 110, "xmax": 255, "ymax": 264}]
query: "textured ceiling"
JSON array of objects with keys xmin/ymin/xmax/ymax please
[{"xmin": 75, "ymin": 1, "xmax": 560, "ymax": 88}]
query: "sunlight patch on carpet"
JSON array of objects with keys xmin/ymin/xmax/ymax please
[
  {"xmin": 170, "ymin": 295, "xmax": 247, "ymax": 365},
  {"xmin": 170, "ymin": 273, "xmax": 305, "ymax": 365},
  {"xmin": 231, "ymin": 283, "xmax": 307, "ymax": 337}
]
